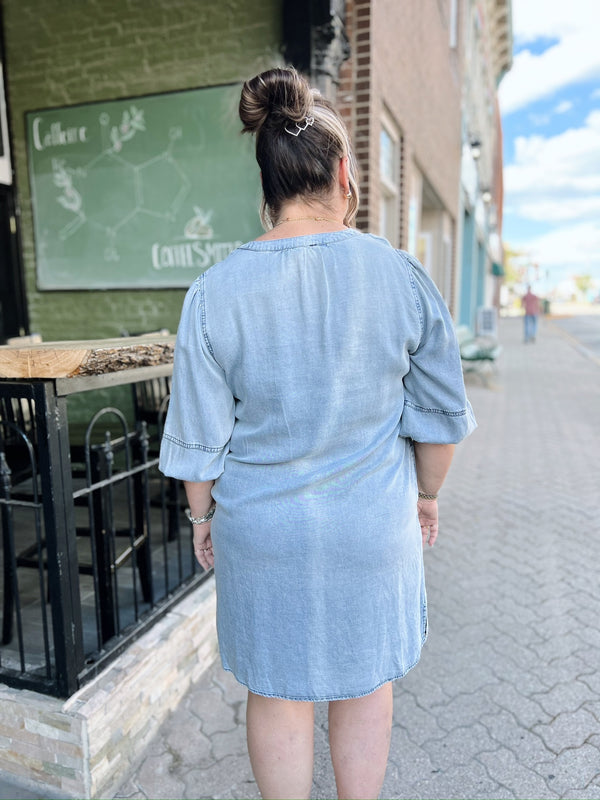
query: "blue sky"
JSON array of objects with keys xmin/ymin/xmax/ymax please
[{"xmin": 498, "ymin": 0, "xmax": 600, "ymax": 293}]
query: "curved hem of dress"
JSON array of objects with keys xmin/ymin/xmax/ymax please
[{"xmin": 220, "ymin": 637, "xmax": 427, "ymax": 703}]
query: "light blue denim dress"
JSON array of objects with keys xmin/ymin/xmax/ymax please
[{"xmin": 159, "ymin": 229, "xmax": 476, "ymax": 701}]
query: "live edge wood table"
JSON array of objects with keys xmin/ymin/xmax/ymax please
[
  {"xmin": 0, "ymin": 334, "xmax": 175, "ymax": 380},
  {"xmin": 0, "ymin": 336, "xmax": 175, "ymax": 695}
]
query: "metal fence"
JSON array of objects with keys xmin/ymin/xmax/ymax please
[{"xmin": 0, "ymin": 375, "xmax": 211, "ymax": 697}]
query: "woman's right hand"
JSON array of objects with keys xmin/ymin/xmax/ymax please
[
  {"xmin": 417, "ymin": 498, "xmax": 439, "ymax": 548},
  {"xmin": 193, "ymin": 523, "xmax": 215, "ymax": 570}
]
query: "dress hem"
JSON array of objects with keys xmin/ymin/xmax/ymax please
[{"xmin": 220, "ymin": 642, "xmax": 426, "ymax": 702}]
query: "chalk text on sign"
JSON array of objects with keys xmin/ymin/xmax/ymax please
[{"xmin": 32, "ymin": 117, "xmax": 88, "ymax": 152}]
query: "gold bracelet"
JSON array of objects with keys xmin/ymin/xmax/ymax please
[{"xmin": 418, "ymin": 491, "xmax": 438, "ymax": 501}]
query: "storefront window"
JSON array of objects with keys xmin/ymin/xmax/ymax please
[{"xmin": 379, "ymin": 119, "xmax": 401, "ymax": 246}]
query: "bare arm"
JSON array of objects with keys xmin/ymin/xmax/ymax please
[
  {"xmin": 184, "ymin": 480, "xmax": 216, "ymax": 569},
  {"xmin": 414, "ymin": 443, "xmax": 454, "ymax": 496},
  {"xmin": 413, "ymin": 443, "xmax": 455, "ymax": 547}
]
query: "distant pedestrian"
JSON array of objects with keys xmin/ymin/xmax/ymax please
[
  {"xmin": 522, "ymin": 285, "xmax": 540, "ymax": 343},
  {"xmin": 159, "ymin": 67, "xmax": 476, "ymax": 800}
]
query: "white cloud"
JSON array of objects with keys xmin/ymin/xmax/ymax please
[
  {"xmin": 501, "ymin": 1, "xmax": 600, "ymax": 283},
  {"xmin": 528, "ymin": 112, "xmax": 550, "ymax": 127},
  {"xmin": 503, "ymin": 111, "xmax": 600, "ymax": 280},
  {"xmin": 511, "ymin": 0, "xmax": 599, "ymax": 43},
  {"xmin": 499, "ymin": 36, "xmax": 600, "ymax": 115},
  {"xmin": 553, "ymin": 100, "xmax": 573, "ymax": 114},
  {"xmin": 509, "ymin": 221, "xmax": 600, "ymax": 276},
  {"xmin": 499, "ymin": 0, "xmax": 600, "ymax": 115},
  {"xmin": 504, "ymin": 111, "xmax": 600, "ymax": 219},
  {"xmin": 518, "ymin": 197, "xmax": 600, "ymax": 223}
]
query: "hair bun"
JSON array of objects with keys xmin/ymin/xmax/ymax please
[{"xmin": 239, "ymin": 68, "xmax": 314, "ymax": 134}]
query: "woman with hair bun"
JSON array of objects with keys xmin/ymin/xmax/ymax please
[{"xmin": 160, "ymin": 67, "xmax": 475, "ymax": 799}]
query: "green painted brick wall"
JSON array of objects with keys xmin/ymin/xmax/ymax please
[{"xmin": 3, "ymin": 0, "xmax": 282, "ymax": 340}]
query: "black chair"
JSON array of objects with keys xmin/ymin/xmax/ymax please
[
  {"xmin": 0, "ymin": 402, "xmax": 42, "ymax": 646},
  {"xmin": 1, "ymin": 402, "xmax": 154, "ymax": 647},
  {"xmin": 73, "ymin": 409, "xmax": 154, "ymax": 643},
  {"xmin": 0, "ymin": 396, "xmax": 37, "ymax": 485}
]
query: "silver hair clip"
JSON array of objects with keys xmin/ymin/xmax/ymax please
[{"xmin": 284, "ymin": 116, "xmax": 315, "ymax": 137}]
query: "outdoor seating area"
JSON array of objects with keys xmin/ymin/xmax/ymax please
[
  {"xmin": 0, "ymin": 337, "xmax": 211, "ymax": 698},
  {"xmin": 456, "ymin": 308, "xmax": 502, "ymax": 384}
]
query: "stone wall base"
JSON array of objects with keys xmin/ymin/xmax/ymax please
[{"xmin": 0, "ymin": 577, "xmax": 218, "ymax": 799}]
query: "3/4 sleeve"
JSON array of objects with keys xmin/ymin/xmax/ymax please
[
  {"xmin": 159, "ymin": 275, "xmax": 235, "ymax": 482},
  {"xmin": 398, "ymin": 253, "xmax": 477, "ymax": 444}
]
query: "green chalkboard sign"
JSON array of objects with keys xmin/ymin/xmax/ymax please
[{"xmin": 26, "ymin": 83, "xmax": 262, "ymax": 289}]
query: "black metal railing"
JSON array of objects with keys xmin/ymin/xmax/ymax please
[{"xmin": 0, "ymin": 372, "xmax": 211, "ymax": 697}]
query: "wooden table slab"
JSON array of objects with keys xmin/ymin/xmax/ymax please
[{"xmin": 0, "ymin": 335, "xmax": 176, "ymax": 379}]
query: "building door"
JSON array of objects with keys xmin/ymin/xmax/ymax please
[
  {"xmin": 0, "ymin": 185, "xmax": 28, "ymax": 342},
  {"xmin": 0, "ymin": 21, "xmax": 28, "ymax": 343}
]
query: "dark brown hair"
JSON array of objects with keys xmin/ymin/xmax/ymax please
[{"xmin": 239, "ymin": 68, "xmax": 359, "ymax": 228}]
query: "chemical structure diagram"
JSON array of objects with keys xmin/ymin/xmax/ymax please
[{"xmin": 50, "ymin": 105, "xmax": 191, "ymax": 262}]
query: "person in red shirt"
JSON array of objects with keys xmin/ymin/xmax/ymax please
[{"xmin": 522, "ymin": 285, "xmax": 540, "ymax": 343}]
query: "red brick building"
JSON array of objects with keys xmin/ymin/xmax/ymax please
[
  {"xmin": 335, "ymin": 0, "xmax": 465, "ymax": 309},
  {"xmin": 315, "ymin": 0, "xmax": 511, "ymax": 320}
]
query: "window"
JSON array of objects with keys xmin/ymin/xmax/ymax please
[
  {"xmin": 379, "ymin": 115, "xmax": 401, "ymax": 246},
  {"xmin": 449, "ymin": 0, "xmax": 458, "ymax": 48},
  {"xmin": 0, "ymin": 63, "xmax": 12, "ymax": 185}
]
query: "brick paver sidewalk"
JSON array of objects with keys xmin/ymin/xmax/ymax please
[{"xmin": 114, "ymin": 315, "xmax": 600, "ymax": 800}]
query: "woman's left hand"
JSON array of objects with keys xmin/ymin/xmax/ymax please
[
  {"xmin": 193, "ymin": 524, "xmax": 214, "ymax": 570},
  {"xmin": 417, "ymin": 498, "xmax": 439, "ymax": 548}
]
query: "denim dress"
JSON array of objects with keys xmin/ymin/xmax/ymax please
[{"xmin": 159, "ymin": 229, "xmax": 476, "ymax": 701}]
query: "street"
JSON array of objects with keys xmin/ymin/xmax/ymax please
[
  {"xmin": 110, "ymin": 313, "xmax": 600, "ymax": 800},
  {"xmin": 4, "ymin": 312, "xmax": 596, "ymax": 800},
  {"xmin": 550, "ymin": 313, "xmax": 600, "ymax": 362}
]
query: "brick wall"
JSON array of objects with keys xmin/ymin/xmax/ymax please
[
  {"xmin": 339, "ymin": 0, "xmax": 463, "ymax": 306},
  {"xmin": 371, "ymin": 0, "xmax": 462, "ymax": 231},
  {"xmin": 338, "ymin": 0, "xmax": 372, "ymax": 233},
  {"xmin": 2, "ymin": 0, "xmax": 281, "ymax": 340},
  {"xmin": 0, "ymin": 577, "xmax": 218, "ymax": 798}
]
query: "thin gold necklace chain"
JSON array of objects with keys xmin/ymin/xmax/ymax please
[{"xmin": 275, "ymin": 215, "xmax": 344, "ymax": 226}]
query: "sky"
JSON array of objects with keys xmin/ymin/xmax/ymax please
[{"xmin": 498, "ymin": 0, "xmax": 600, "ymax": 294}]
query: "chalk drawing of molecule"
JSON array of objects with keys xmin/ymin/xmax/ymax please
[{"xmin": 52, "ymin": 108, "xmax": 191, "ymax": 262}]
